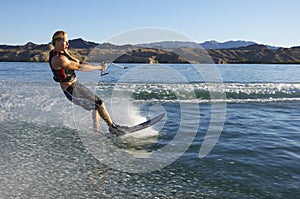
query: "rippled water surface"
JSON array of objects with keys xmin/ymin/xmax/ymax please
[{"xmin": 0, "ymin": 62, "xmax": 299, "ymax": 198}]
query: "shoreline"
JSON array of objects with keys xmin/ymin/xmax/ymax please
[
  {"xmin": 1, "ymin": 40, "xmax": 300, "ymax": 64},
  {"xmin": 2, "ymin": 60, "xmax": 300, "ymax": 65}
]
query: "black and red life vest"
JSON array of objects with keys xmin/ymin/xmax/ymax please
[{"xmin": 49, "ymin": 50, "xmax": 76, "ymax": 82}]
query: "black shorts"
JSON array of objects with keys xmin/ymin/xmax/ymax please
[{"xmin": 63, "ymin": 82, "xmax": 103, "ymax": 111}]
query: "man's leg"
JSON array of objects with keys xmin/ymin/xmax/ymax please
[
  {"xmin": 98, "ymin": 103, "xmax": 126, "ymax": 136},
  {"xmin": 98, "ymin": 103, "xmax": 113, "ymax": 126},
  {"xmin": 92, "ymin": 109, "xmax": 100, "ymax": 132}
]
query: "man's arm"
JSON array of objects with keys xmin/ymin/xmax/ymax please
[
  {"xmin": 53, "ymin": 55, "xmax": 107, "ymax": 72},
  {"xmin": 64, "ymin": 50, "xmax": 81, "ymax": 63}
]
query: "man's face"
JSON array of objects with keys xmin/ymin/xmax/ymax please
[{"xmin": 56, "ymin": 35, "xmax": 69, "ymax": 51}]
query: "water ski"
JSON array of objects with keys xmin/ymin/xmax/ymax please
[{"xmin": 112, "ymin": 113, "xmax": 165, "ymax": 137}]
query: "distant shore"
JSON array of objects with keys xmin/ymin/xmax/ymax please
[{"xmin": 1, "ymin": 39, "xmax": 300, "ymax": 64}]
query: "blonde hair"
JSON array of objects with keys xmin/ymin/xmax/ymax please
[{"xmin": 51, "ymin": 30, "xmax": 67, "ymax": 46}]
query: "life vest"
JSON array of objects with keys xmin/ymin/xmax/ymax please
[{"xmin": 49, "ymin": 50, "xmax": 76, "ymax": 82}]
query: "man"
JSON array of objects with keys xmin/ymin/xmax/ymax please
[{"xmin": 49, "ymin": 30, "xmax": 125, "ymax": 137}]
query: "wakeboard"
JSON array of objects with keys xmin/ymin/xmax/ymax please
[{"xmin": 120, "ymin": 112, "xmax": 165, "ymax": 135}]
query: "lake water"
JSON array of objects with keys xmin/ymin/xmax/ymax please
[{"xmin": 0, "ymin": 62, "xmax": 299, "ymax": 198}]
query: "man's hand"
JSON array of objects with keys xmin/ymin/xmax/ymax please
[
  {"xmin": 100, "ymin": 62, "xmax": 108, "ymax": 72},
  {"xmin": 100, "ymin": 62, "xmax": 108, "ymax": 76}
]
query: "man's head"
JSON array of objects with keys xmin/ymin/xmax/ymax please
[{"xmin": 52, "ymin": 30, "xmax": 69, "ymax": 50}]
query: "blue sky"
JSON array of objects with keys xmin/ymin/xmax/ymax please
[{"xmin": 1, "ymin": 0, "xmax": 300, "ymax": 47}]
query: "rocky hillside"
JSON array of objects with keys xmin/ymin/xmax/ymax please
[
  {"xmin": 114, "ymin": 48, "xmax": 189, "ymax": 63},
  {"xmin": 1, "ymin": 39, "xmax": 300, "ymax": 64},
  {"xmin": 0, "ymin": 42, "xmax": 52, "ymax": 62},
  {"xmin": 207, "ymin": 44, "xmax": 300, "ymax": 64},
  {"xmin": 138, "ymin": 40, "xmax": 258, "ymax": 50}
]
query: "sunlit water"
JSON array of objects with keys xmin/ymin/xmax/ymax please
[{"xmin": 0, "ymin": 62, "xmax": 299, "ymax": 198}]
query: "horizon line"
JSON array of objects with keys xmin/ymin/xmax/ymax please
[{"xmin": 0, "ymin": 38, "xmax": 297, "ymax": 48}]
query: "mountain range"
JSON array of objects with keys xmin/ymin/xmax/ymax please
[
  {"xmin": 68, "ymin": 38, "xmax": 278, "ymax": 50},
  {"xmin": 0, "ymin": 39, "xmax": 300, "ymax": 64}
]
